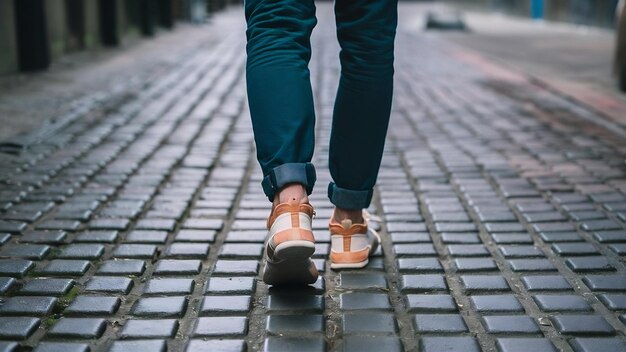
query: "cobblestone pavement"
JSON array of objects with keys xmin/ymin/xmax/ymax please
[{"xmin": 1, "ymin": 4, "xmax": 626, "ymax": 352}]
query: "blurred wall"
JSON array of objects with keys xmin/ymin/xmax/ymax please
[
  {"xmin": 446, "ymin": 0, "xmax": 620, "ymax": 28},
  {"xmin": 0, "ymin": 1, "xmax": 18, "ymax": 75},
  {"xmin": 0, "ymin": 0, "xmax": 221, "ymax": 75}
]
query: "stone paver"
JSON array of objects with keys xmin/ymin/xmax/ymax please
[{"xmin": 0, "ymin": 3, "xmax": 625, "ymax": 352}]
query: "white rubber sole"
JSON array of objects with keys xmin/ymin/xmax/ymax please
[
  {"xmin": 263, "ymin": 240, "xmax": 318, "ymax": 286},
  {"xmin": 330, "ymin": 258, "xmax": 369, "ymax": 270}
]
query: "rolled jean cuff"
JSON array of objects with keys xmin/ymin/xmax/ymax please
[
  {"xmin": 327, "ymin": 182, "xmax": 373, "ymax": 210},
  {"xmin": 261, "ymin": 163, "xmax": 316, "ymax": 202}
]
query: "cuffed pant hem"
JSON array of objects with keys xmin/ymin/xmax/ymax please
[
  {"xmin": 327, "ymin": 182, "xmax": 373, "ymax": 210},
  {"xmin": 261, "ymin": 163, "xmax": 317, "ymax": 202}
]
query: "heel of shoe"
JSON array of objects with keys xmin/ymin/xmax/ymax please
[
  {"xmin": 273, "ymin": 240, "xmax": 316, "ymax": 261},
  {"xmin": 263, "ymin": 257, "xmax": 319, "ymax": 285},
  {"xmin": 329, "ymin": 248, "xmax": 369, "ymax": 270}
]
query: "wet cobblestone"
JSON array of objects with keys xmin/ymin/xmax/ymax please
[{"xmin": 0, "ymin": 4, "xmax": 625, "ymax": 352}]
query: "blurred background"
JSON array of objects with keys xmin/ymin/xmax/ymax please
[
  {"xmin": 0, "ymin": 0, "xmax": 624, "ymax": 142},
  {"xmin": 0, "ymin": 0, "xmax": 622, "ymax": 74}
]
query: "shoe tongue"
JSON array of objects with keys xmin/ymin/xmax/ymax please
[{"xmin": 341, "ymin": 219, "xmax": 352, "ymax": 229}]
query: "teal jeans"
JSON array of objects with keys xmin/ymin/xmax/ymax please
[{"xmin": 245, "ymin": 0, "xmax": 397, "ymax": 210}]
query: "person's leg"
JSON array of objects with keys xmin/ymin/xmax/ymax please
[
  {"xmin": 244, "ymin": 0, "xmax": 319, "ymax": 284},
  {"xmin": 329, "ymin": 0, "xmax": 398, "ymax": 214},
  {"xmin": 328, "ymin": 0, "xmax": 397, "ymax": 269},
  {"xmin": 245, "ymin": 0, "xmax": 318, "ymax": 202}
]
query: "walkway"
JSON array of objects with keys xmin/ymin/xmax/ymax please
[{"xmin": 0, "ymin": 3, "xmax": 625, "ymax": 352}]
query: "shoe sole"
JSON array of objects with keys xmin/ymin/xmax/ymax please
[
  {"xmin": 263, "ymin": 240, "xmax": 318, "ymax": 285},
  {"xmin": 330, "ymin": 259, "xmax": 369, "ymax": 270}
]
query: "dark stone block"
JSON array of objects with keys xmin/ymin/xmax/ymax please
[
  {"xmin": 183, "ymin": 219, "xmax": 224, "ymax": 230},
  {"xmin": 454, "ymin": 258, "xmax": 498, "ymax": 272},
  {"xmin": 406, "ymin": 294, "xmax": 457, "ymax": 312},
  {"xmin": 0, "ymin": 296, "xmax": 57, "ymax": 315},
  {"xmin": 213, "ymin": 260, "xmax": 259, "ymax": 276},
  {"xmin": 38, "ymin": 260, "xmax": 91, "ymax": 276},
  {"xmin": 65, "ymin": 296, "xmax": 121, "ymax": 316},
  {"xmin": 0, "ymin": 221, "xmax": 27, "ymax": 233},
  {"xmin": 343, "ymin": 336, "xmax": 403, "ymax": 352},
  {"xmin": 205, "ymin": 277, "xmax": 256, "ymax": 294},
  {"xmin": 193, "ymin": 317, "xmax": 248, "ymax": 337},
  {"xmin": 267, "ymin": 314, "xmax": 324, "ymax": 333},
  {"xmin": 267, "ymin": 294, "xmax": 324, "ymax": 313},
  {"xmin": 499, "ymin": 245, "xmax": 544, "ymax": 257},
  {"xmin": 583, "ymin": 275, "xmax": 626, "ymax": 291},
  {"xmin": 0, "ymin": 277, "xmax": 16, "ymax": 294},
  {"xmin": 134, "ymin": 219, "xmax": 176, "ymax": 231},
  {"xmin": 339, "ymin": 310, "xmax": 398, "ymax": 335},
  {"xmin": 400, "ymin": 274, "xmax": 448, "ymax": 292},
  {"xmin": 200, "ymin": 296, "xmax": 251, "ymax": 314},
  {"xmin": 34, "ymin": 342, "xmax": 89, "ymax": 352},
  {"xmin": 219, "ymin": 244, "xmax": 264, "ymax": 258},
  {"xmin": 47, "ymin": 318, "xmax": 106, "ymax": 338},
  {"xmin": 440, "ymin": 233, "xmax": 481, "ymax": 244},
  {"xmin": 88, "ymin": 219, "xmax": 130, "ymax": 230},
  {"xmin": 85, "ymin": 277, "xmax": 133, "ymax": 294},
  {"xmin": 154, "ymin": 260, "xmax": 202, "ymax": 275},
  {"xmin": 597, "ymin": 294, "xmax": 626, "ymax": 310},
  {"xmin": 414, "ymin": 314, "xmax": 467, "ymax": 332},
  {"xmin": 509, "ymin": 259, "xmax": 557, "ymax": 272},
  {"xmin": 419, "ymin": 337, "xmax": 480, "ymax": 352},
  {"xmin": 186, "ymin": 340, "xmax": 245, "ymax": 352},
  {"xmin": 491, "ymin": 233, "xmax": 534, "ymax": 244},
  {"xmin": 539, "ymin": 232, "xmax": 583, "ymax": 243},
  {"xmin": 176, "ymin": 230, "xmax": 217, "ymax": 242},
  {"xmin": 0, "ymin": 260, "xmax": 34, "ymax": 278},
  {"xmin": 533, "ymin": 295, "xmax": 592, "ymax": 312},
  {"xmin": 132, "ymin": 297, "xmax": 187, "ymax": 318},
  {"xmin": 120, "ymin": 319, "xmax": 178, "ymax": 338},
  {"xmin": 566, "ymin": 257, "xmax": 615, "ymax": 272},
  {"xmin": 485, "ymin": 223, "xmax": 526, "ymax": 233},
  {"xmin": 165, "ymin": 243, "xmax": 210, "ymax": 258},
  {"xmin": 569, "ymin": 338, "xmax": 626, "ymax": 352},
  {"xmin": 393, "ymin": 244, "xmax": 437, "ymax": 257},
  {"xmin": 397, "ymin": 258, "xmax": 443, "ymax": 272},
  {"xmin": 125, "ymin": 231, "xmax": 168, "ymax": 244},
  {"xmin": 0, "ymin": 317, "xmax": 40, "ymax": 339},
  {"xmin": 74, "ymin": 231, "xmax": 118, "ymax": 243},
  {"xmin": 0, "ymin": 244, "xmax": 50, "ymax": 260},
  {"xmin": 339, "ymin": 293, "xmax": 390, "ymax": 310},
  {"xmin": 262, "ymin": 337, "xmax": 325, "ymax": 352},
  {"xmin": 470, "ymin": 295, "xmax": 524, "ymax": 312},
  {"xmin": 19, "ymin": 278, "xmax": 74, "ymax": 296},
  {"xmin": 551, "ymin": 315, "xmax": 615, "ymax": 335},
  {"xmin": 20, "ymin": 231, "xmax": 67, "ymax": 244},
  {"xmin": 460, "ymin": 275, "xmax": 510, "ymax": 292},
  {"xmin": 482, "ymin": 315, "xmax": 540, "ymax": 333},
  {"xmin": 97, "ymin": 260, "xmax": 145, "ymax": 276},
  {"xmin": 339, "ymin": 273, "xmax": 387, "ymax": 289},
  {"xmin": 521, "ymin": 276, "xmax": 572, "ymax": 291},
  {"xmin": 58, "ymin": 244, "xmax": 105, "ymax": 259},
  {"xmin": 108, "ymin": 340, "xmax": 166, "ymax": 352},
  {"xmin": 447, "ymin": 244, "xmax": 489, "ymax": 257},
  {"xmin": 496, "ymin": 338, "xmax": 556, "ymax": 352},
  {"xmin": 143, "ymin": 278, "xmax": 194, "ymax": 295},
  {"xmin": 112, "ymin": 244, "xmax": 157, "ymax": 259}
]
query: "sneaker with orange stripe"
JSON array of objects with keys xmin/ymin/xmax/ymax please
[
  {"xmin": 263, "ymin": 199, "xmax": 319, "ymax": 285},
  {"xmin": 329, "ymin": 212, "xmax": 381, "ymax": 270}
]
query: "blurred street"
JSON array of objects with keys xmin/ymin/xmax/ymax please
[{"xmin": 0, "ymin": 2, "xmax": 626, "ymax": 352}]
